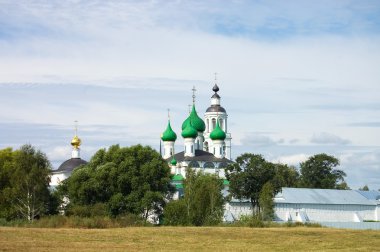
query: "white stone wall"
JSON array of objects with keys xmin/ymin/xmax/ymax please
[
  {"xmin": 225, "ymin": 201, "xmax": 379, "ymax": 223},
  {"xmin": 50, "ymin": 172, "xmax": 71, "ymax": 187}
]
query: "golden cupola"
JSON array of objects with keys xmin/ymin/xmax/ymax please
[{"xmin": 71, "ymin": 135, "xmax": 81, "ymax": 149}]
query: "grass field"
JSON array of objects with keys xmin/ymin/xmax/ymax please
[{"xmin": 1, "ymin": 226, "xmax": 380, "ymax": 251}]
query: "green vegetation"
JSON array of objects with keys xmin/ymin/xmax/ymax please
[
  {"xmin": 0, "ymin": 145, "xmax": 54, "ymax": 221},
  {"xmin": 299, "ymin": 153, "xmax": 347, "ymax": 189},
  {"xmin": 163, "ymin": 168, "xmax": 224, "ymax": 226},
  {"xmin": 1, "ymin": 226, "xmax": 380, "ymax": 251},
  {"xmin": 58, "ymin": 144, "xmax": 173, "ymax": 221}
]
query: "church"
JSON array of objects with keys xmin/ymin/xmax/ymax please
[
  {"xmin": 49, "ymin": 78, "xmax": 380, "ymax": 228},
  {"xmin": 160, "ymin": 82, "xmax": 232, "ymax": 182}
]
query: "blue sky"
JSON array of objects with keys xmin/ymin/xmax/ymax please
[{"xmin": 0, "ymin": 0, "xmax": 379, "ymax": 189}]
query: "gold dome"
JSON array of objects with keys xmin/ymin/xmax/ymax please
[{"xmin": 71, "ymin": 135, "xmax": 81, "ymax": 149}]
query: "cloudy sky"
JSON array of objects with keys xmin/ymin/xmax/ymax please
[{"xmin": 0, "ymin": 0, "xmax": 379, "ymax": 189}]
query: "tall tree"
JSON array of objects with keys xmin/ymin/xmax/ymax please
[
  {"xmin": 0, "ymin": 145, "xmax": 52, "ymax": 221},
  {"xmin": 164, "ymin": 168, "xmax": 224, "ymax": 226},
  {"xmin": 60, "ymin": 144, "xmax": 173, "ymax": 221},
  {"xmin": 300, "ymin": 153, "xmax": 347, "ymax": 189},
  {"xmin": 259, "ymin": 182, "xmax": 275, "ymax": 221},
  {"xmin": 272, "ymin": 163, "xmax": 300, "ymax": 189},
  {"xmin": 225, "ymin": 153, "xmax": 281, "ymax": 214}
]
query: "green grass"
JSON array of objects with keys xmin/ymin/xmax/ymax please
[{"xmin": 1, "ymin": 226, "xmax": 380, "ymax": 251}]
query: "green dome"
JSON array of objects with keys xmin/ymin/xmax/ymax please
[
  {"xmin": 161, "ymin": 121, "xmax": 177, "ymax": 142},
  {"xmin": 181, "ymin": 105, "xmax": 205, "ymax": 132},
  {"xmin": 172, "ymin": 174, "xmax": 184, "ymax": 181},
  {"xmin": 181, "ymin": 120, "xmax": 198, "ymax": 139},
  {"xmin": 170, "ymin": 157, "xmax": 177, "ymax": 166},
  {"xmin": 210, "ymin": 120, "xmax": 226, "ymax": 140}
]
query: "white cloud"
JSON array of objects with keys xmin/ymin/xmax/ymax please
[
  {"xmin": 272, "ymin": 154, "xmax": 310, "ymax": 166},
  {"xmin": 311, "ymin": 132, "xmax": 351, "ymax": 145}
]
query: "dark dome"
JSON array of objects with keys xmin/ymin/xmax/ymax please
[
  {"xmin": 55, "ymin": 158, "xmax": 87, "ymax": 173},
  {"xmin": 206, "ymin": 105, "xmax": 226, "ymax": 113},
  {"xmin": 212, "ymin": 84, "xmax": 219, "ymax": 92}
]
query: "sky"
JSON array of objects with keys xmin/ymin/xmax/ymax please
[{"xmin": 0, "ymin": 0, "xmax": 379, "ymax": 189}]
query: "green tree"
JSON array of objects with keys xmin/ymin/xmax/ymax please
[
  {"xmin": 272, "ymin": 163, "xmax": 300, "ymax": 189},
  {"xmin": 0, "ymin": 145, "xmax": 52, "ymax": 221},
  {"xmin": 359, "ymin": 185, "xmax": 369, "ymax": 191},
  {"xmin": 225, "ymin": 153, "xmax": 281, "ymax": 215},
  {"xmin": 300, "ymin": 154, "xmax": 347, "ymax": 189},
  {"xmin": 259, "ymin": 182, "xmax": 275, "ymax": 221},
  {"xmin": 60, "ymin": 144, "xmax": 172, "ymax": 221},
  {"xmin": 164, "ymin": 168, "xmax": 224, "ymax": 226}
]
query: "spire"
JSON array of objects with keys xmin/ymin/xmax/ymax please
[
  {"xmin": 70, "ymin": 120, "xmax": 82, "ymax": 158},
  {"xmin": 71, "ymin": 120, "xmax": 81, "ymax": 150},
  {"xmin": 192, "ymin": 86, "xmax": 196, "ymax": 105}
]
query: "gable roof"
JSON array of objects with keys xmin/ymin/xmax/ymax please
[{"xmin": 274, "ymin": 188, "xmax": 377, "ymax": 206}]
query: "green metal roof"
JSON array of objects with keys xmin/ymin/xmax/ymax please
[
  {"xmin": 175, "ymin": 184, "xmax": 184, "ymax": 189},
  {"xmin": 181, "ymin": 119, "xmax": 198, "ymax": 139},
  {"xmin": 170, "ymin": 157, "xmax": 177, "ymax": 166},
  {"xmin": 210, "ymin": 120, "xmax": 226, "ymax": 140},
  {"xmin": 181, "ymin": 105, "xmax": 205, "ymax": 132},
  {"xmin": 161, "ymin": 120, "xmax": 177, "ymax": 142},
  {"xmin": 172, "ymin": 174, "xmax": 184, "ymax": 181}
]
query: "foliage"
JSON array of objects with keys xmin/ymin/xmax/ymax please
[
  {"xmin": 59, "ymin": 144, "xmax": 173, "ymax": 220},
  {"xmin": 0, "ymin": 145, "xmax": 52, "ymax": 221},
  {"xmin": 299, "ymin": 153, "xmax": 347, "ymax": 189},
  {"xmin": 163, "ymin": 199, "xmax": 188, "ymax": 226},
  {"xmin": 272, "ymin": 164, "xmax": 300, "ymax": 188},
  {"xmin": 359, "ymin": 185, "xmax": 369, "ymax": 191},
  {"xmin": 259, "ymin": 182, "xmax": 275, "ymax": 221},
  {"xmin": 225, "ymin": 153, "xmax": 281, "ymax": 214},
  {"xmin": 0, "ymin": 214, "xmax": 147, "ymax": 228},
  {"xmin": 163, "ymin": 168, "xmax": 224, "ymax": 226}
]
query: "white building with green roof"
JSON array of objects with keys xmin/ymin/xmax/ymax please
[{"xmin": 160, "ymin": 80, "xmax": 233, "ymax": 181}]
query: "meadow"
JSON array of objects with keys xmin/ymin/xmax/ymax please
[{"xmin": 1, "ymin": 226, "xmax": 380, "ymax": 251}]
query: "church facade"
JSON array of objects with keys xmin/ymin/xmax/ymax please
[{"xmin": 160, "ymin": 82, "xmax": 233, "ymax": 180}]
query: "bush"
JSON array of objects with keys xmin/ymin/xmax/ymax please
[
  {"xmin": 0, "ymin": 214, "xmax": 148, "ymax": 228},
  {"xmin": 163, "ymin": 199, "xmax": 189, "ymax": 226}
]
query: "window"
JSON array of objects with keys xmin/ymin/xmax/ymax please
[
  {"xmin": 212, "ymin": 118, "xmax": 216, "ymax": 130},
  {"xmin": 188, "ymin": 161, "xmax": 200, "ymax": 168},
  {"xmin": 204, "ymin": 162, "xmax": 215, "ymax": 168}
]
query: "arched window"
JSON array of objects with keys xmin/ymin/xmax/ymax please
[
  {"xmin": 219, "ymin": 162, "xmax": 228, "ymax": 169},
  {"xmin": 204, "ymin": 162, "xmax": 215, "ymax": 168},
  {"xmin": 212, "ymin": 118, "xmax": 216, "ymax": 130},
  {"xmin": 219, "ymin": 118, "xmax": 223, "ymax": 130},
  {"xmin": 188, "ymin": 161, "xmax": 200, "ymax": 168}
]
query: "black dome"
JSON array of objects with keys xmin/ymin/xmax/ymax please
[
  {"xmin": 206, "ymin": 105, "xmax": 226, "ymax": 113},
  {"xmin": 55, "ymin": 158, "xmax": 87, "ymax": 173}
]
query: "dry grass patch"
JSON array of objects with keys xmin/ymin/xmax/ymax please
[{"xmin": 1, "ymin": 226, "xmax": 380, "ymax": 251}]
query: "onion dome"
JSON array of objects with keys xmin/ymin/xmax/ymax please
[
  {"xmin": 170, "ymin": 157, "xmax": 177, "ymax": 166},
  {"xmin": 181, "ymin": 105, "xmax": 205, "ymax": 132},
  {"xmin": 161, "ymin": 121, "xmax": 177, "ymax": 142},
  {"xmin": 71, "ymin": 135, "xmax": 81, "ymax": 149},
  {"xmin": 210, "ymin": 120, "xmax": 226, "ymax": 140},
  {"xmin": 181, "ymin": 120, "xmax": 198, "ymax": 139},
  {"xmin": 212, "ymin": 84, "xmax": 219, "ymax": 92}
]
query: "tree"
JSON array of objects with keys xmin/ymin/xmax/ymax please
[
  {"xmin": 359, "ymin": 185, "xmax": 369, "ymax": 191},
  {"xmin": 60, "ymin": 144, "xmax": 173, "ymax": 221},
  {"xmin": 272, "ymin": 163, "xmax": 300, "ymax": 189},
  {"xmin": 225, "ymin": 153, "xmax": 281, "ymax": 215},
  {"xmin": 259, "ymin": 182, "xmax": 275, "ymax": 221},
  {"xmin": 163, "ymin": 168, "xmax": 224, "ymax": 226},
  {"xmin": 0, "ymin": 145, "xmax": 52, "ymax": 221},
  {"xmin": 299, "ymin": 154, "xmax": 347, "ymax": 189}
]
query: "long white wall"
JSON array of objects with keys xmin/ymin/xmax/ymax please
[{"xmin": 225, "ymin": 202, "xmax": 380, "ymax": 223}]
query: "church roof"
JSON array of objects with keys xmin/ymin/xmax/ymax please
[
  {"xmin": 161, "ymin": 120, "xmax": 177, "ymax": 142},
  {"xmin": 206, "ymin": 105, "xmax": 226, "ymax": 113},
  {"xmin": 167, "ymin": 149, "xmax": 232, "ymax": 163},
  {"xmin": 53, "ymin": 158, "xmax": 87, "ymax": 174},
  {"xmin": 182, "ymin": 105, "xmax": 206, "ymax": 132},
  {"xmin": 210, "ymin": 120, "xmax": 226, "ymax": 140}
]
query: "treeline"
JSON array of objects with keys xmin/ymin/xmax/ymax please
[{"xmin": 1, "ymin": 144, "xmax": 349, "ymax": 226}]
